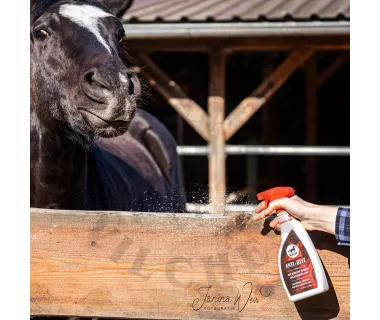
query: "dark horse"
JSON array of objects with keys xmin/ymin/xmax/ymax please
[{"xmin": 30, "ymin": 0, "xmax": 186, "ymax": 212}]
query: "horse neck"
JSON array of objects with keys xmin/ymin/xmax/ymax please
[{"xmin": 30, "ymin": 113, "xmax": 88, "ymax": 209}]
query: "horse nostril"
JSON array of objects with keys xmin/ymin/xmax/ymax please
[
  {"xmin": 128, "ymin": 77, "xmax": 134, "ymax": 95},
  {"xmin": 81, "ymin": 69, "xmax": 114, "ymax": 104},
  {"xmin": 85, "ymin": 71, "xmax": 95, "ymax": 85},
  {"xmin": 84, "ymin": 69, "xmax": 111, "ymax": 91}
]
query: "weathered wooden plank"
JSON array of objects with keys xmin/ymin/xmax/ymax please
[
  {"xmin": 208, "ymin": 49, "xmax": 226, "ymax": 213},
  {"xmin": 127, "ymin": 52, "xmax": 210, "ymax": 141},
  {"xmin": 31, "ymin": 208, "xmax": 350, "ymax": 319},
  {"xmin": 224, "ymin": 49, "xmax": 314, "ymax": 141}
]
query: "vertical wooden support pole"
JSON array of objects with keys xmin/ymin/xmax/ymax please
[
  {"xmin": 305, "ymin": 55, "xmax": 317, "ymax": 202},
  {"xmin": 208, "ymin": 49, "xmax": 226, "ymax": 213}
]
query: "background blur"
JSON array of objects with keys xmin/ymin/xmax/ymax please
[{"xmin": 122, "ymin": 0, "xmax": 350, "ymax": 209}]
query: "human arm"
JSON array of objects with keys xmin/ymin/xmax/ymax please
[
  {"xmin": 253, "ymin": 196, "xmax": 349, "ymax": 246},
  {"xmin": 335, "ymin": 207, "xmax": 350, "ymax": 246}
]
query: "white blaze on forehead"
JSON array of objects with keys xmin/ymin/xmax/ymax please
[{"xmin": 59, "ymin": 4, "xmax": 113, "ymax": 53}]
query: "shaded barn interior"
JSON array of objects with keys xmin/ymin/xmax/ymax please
[
  {"xmin": 121, "ymin": 0, "xmax": 350, "ymax": 211},
  {"xmin": 138, "ymin": 51, "xmax": 350, "ymax": 205}
]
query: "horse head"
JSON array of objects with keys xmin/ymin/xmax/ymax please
[{"xmin": 30, "ymin": 0, "xmax": 140, "ymax": 141}]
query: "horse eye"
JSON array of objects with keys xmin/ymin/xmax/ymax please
[{"xmin": 35, "ymin": 29, "xmax": 49, "ymax": 41}]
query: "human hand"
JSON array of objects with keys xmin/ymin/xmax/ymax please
[{"xmin": 253, "ymin": 195, "xmax": 337, "ymax": 235}]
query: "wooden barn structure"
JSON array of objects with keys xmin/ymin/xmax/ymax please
[
  {"xmin": 31, "ymin": 1, "xmax": 350, "ymax": 319},
  {"xmin": 122, "ymin": 0, "xmax": 350, "ymax": 213}
]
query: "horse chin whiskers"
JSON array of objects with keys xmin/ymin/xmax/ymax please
[
  {"xmin": 93, "ymin": 121, "xmax": 131, "ymax": 138},
  {"xmin": 63, "ymin": 112, "xmax": 95, "ymax": 147}
]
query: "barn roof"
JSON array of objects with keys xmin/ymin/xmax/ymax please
[
  {"xmin": 122, "ymin": 0, "xmax": 350, "ymax": 23},
  {"xmin": 121, "ymin": 0, "xmax": 350, "ymax": 40}
]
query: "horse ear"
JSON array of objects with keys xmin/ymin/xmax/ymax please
[{"xmin": 98, "ymin": 0, "xmax": 134, "ymax": 18}]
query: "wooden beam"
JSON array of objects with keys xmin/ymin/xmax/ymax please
[
  {"xmin": 125, "ymin": 36, "xmax": 350, "ymax": 53},
  {"xmin": 31, "ymin": 208, "xmax": 350, "ymax": 319},
  {"xmin": 224, "ymin": 49, "xmax": 314, "ymax": 141},
  {"xmin": 317, "ymin": 55, "xmax": 349, "ymax": 89},
  {"xmin": 208, "ymin": 49, "xmax": 226, "ymax": 213},
  {"xmin": 127, "ymin": 52, "xmax": 210, "ymax": 141},
  {"xmin": 305, "ymin": 55, "xmax": 318, "ymax": 202}
]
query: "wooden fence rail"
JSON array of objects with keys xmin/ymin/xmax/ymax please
[{"xmin": 31, "ymin": 208, "xmax": 350, "ymax": 319}]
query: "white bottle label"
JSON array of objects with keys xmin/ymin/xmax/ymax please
[{"xmin": 281, "ymin": 230, "xmax": 318, "ymax": 295}]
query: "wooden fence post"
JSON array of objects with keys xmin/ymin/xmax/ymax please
[{"xmin": 208, "ymin": 49, "xmax": 226, "ymax": 213}]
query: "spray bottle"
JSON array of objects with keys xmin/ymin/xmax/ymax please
[{"xmin": 257, "ymin": 186, "xmax": 329, "ymax": 302}]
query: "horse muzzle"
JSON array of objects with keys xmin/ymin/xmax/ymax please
[
  {"xmin": 79, "ymin": 106, "xmax": 135, "ymax": 138},
  {"xmin": 80, "ymin": 66, "xmax": 139, "ymax": 103},
  {"xmin": 79, "ymin": 65, "xmax": 140, "ymax": 137}
]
